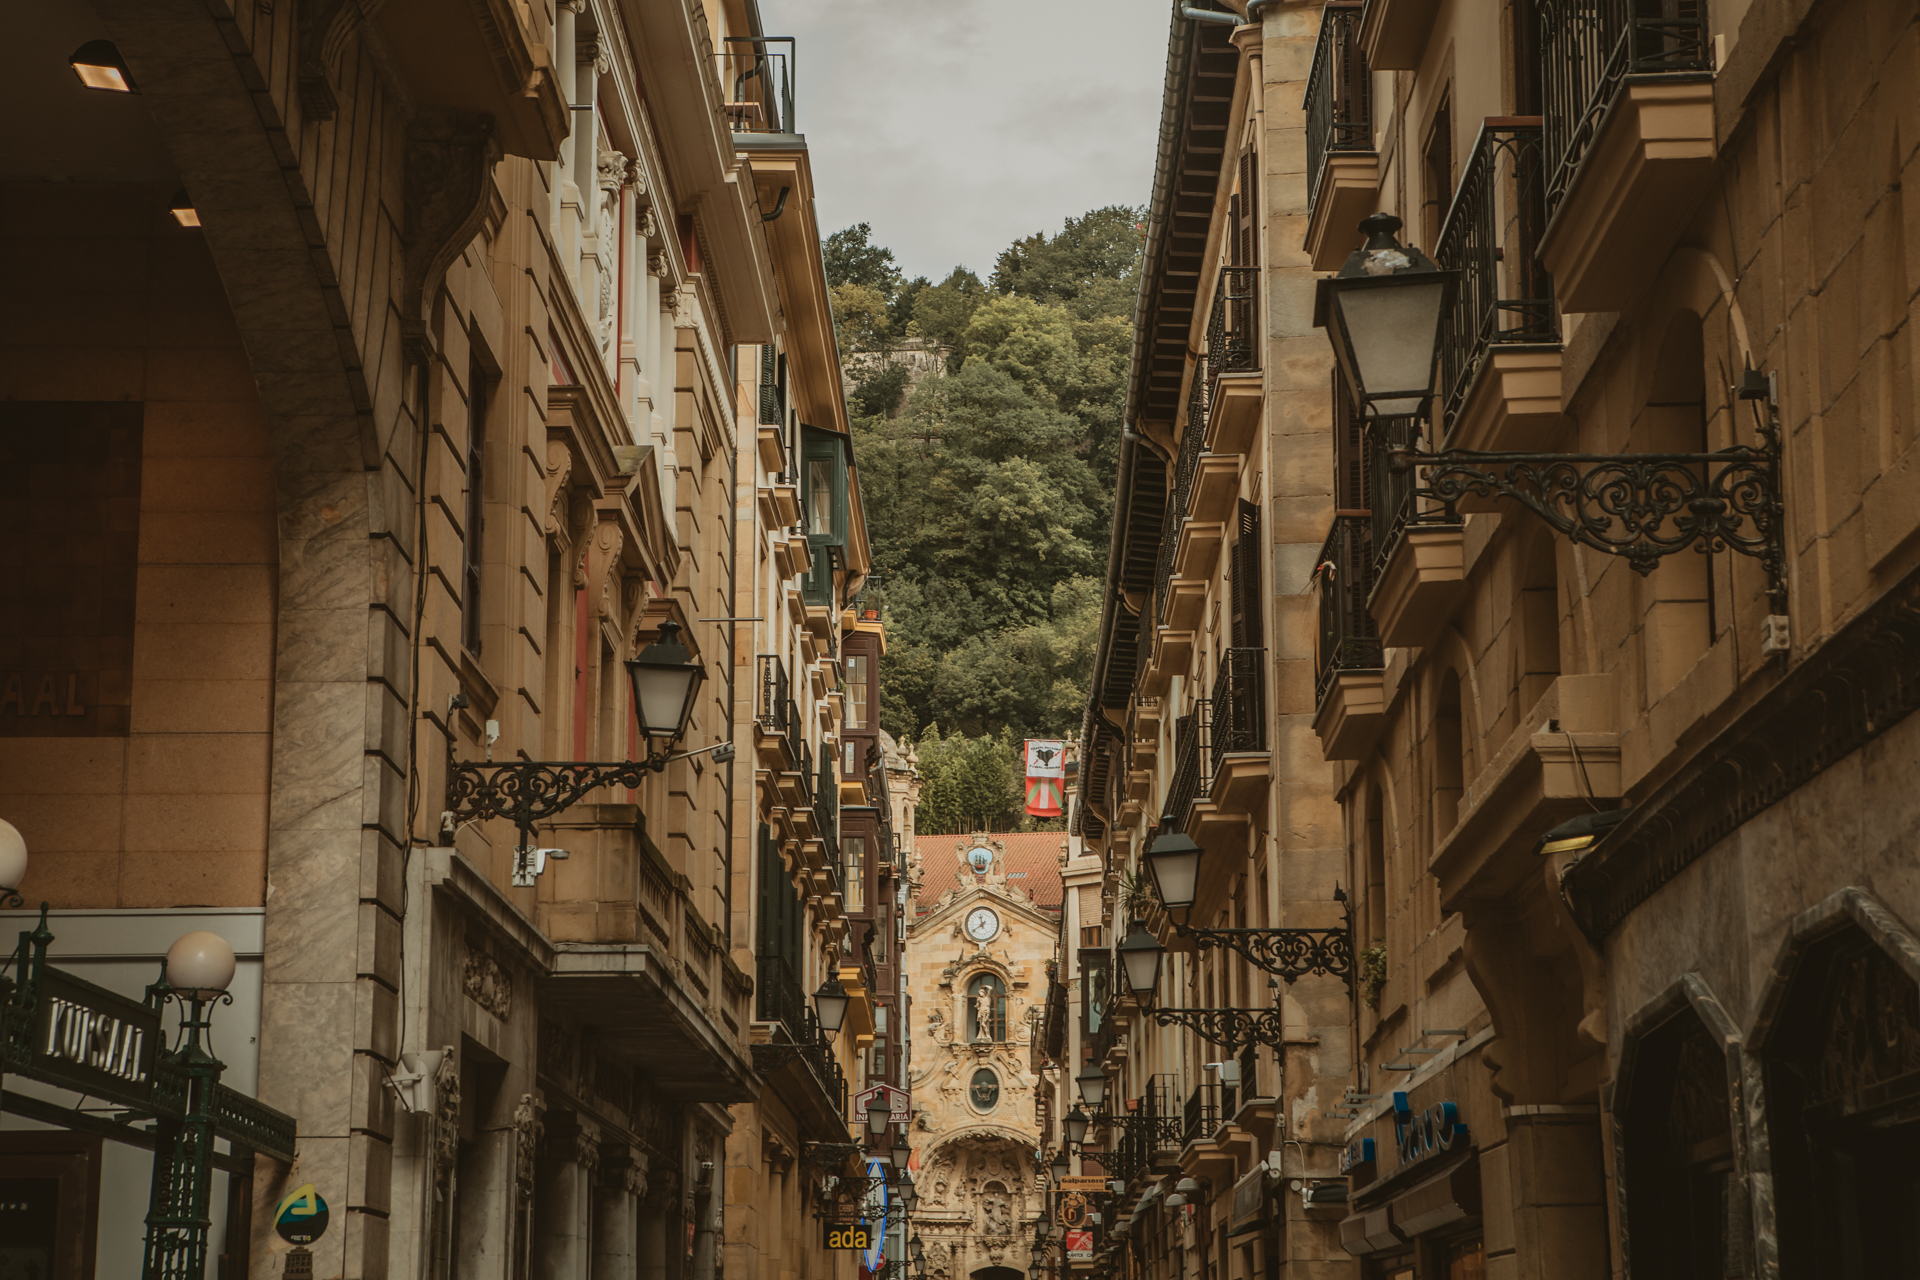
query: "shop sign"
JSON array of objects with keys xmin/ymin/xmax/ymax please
[
  {"xmin": 29, "ymin": 967, "xmax": 160, "ymax": 1110},
  {"xmin": 1065, "ymin": 1228, "xmax": 1094, "ymax": 1261},
  {"xmin": 1230, "ymin": 1166, "xmax": 1268, "ymax": 1228},
  {"xmin": 1056, "ymin": 1176, "xmax": 1107, "ymax": 1192},
  {"xmin": 852, "ymin": 1083, "xmax": 910, "ymax": 1125},
  {"xmin": 1058, "ymin": 1192, "xmax": 1089, "ymax": 1228},
  {"xmin": 825, "ymin": 1223, "xmax": 873, "ymax": 1250},
  {"xmin": 1339, "ymin": 1137, "xmax": 1375, "ymax": 1175},
  {"xmin": 1391, "ymin": 1093, "xmax": 1468, "ymax": 1169},
  {"xmin": 274, "ymin": 1185, "xmax": 330, "ymax": 1245}
]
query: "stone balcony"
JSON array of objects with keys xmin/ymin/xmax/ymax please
[
  {"xmin": 1357, "ymin": 0, "xmax": 1440, "ymax": 70},
  {"xmin": 1368, "ymin": 526, "xmax": 1467, "ymax": 649},
  {"xmin": 534, "ymin": 805, "xmax": 757, "ymax": 1103},
  {"xmin": 1539, "ymin": 80, "xmax": 1716, "ymax": 313},
  {"xmin": 1205, "ymin": 375, "xmax": 1263, "ymax": 457},
  {"xmin": 1305, "ymin": 153, "xmax": 1382, "ymax": 272}
]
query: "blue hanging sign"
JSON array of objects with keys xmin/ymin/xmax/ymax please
[{"xmin": 1340, "ymin": 1137, "xmax": 1375, "ymax": 1175}]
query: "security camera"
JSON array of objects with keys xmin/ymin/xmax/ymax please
[
  {"xmin": 713, "ymin": 741, "xmax": 737, "ymax": 763},
  {"xmin": 511, "ymin": 846, "xmax": 569, "ymax": 887}
]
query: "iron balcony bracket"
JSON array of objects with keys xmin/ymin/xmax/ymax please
[
  {"xmin": 1151, "ymin": 1006, "xmax": 1286, "ymax": 1048},
  {"xmin": 802, "ymin": 1141, "xmax": 863, "ymax": 1169},
  {"xmin": 1399, "ymin": 368, "xmax": 1788, "ymax": 616}
]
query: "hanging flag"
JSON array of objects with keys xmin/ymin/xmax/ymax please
[{"xmin": 1024, "ymin": 739, "xmax": 1066, "ymax": 817}]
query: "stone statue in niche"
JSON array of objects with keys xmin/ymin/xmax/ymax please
[
  {"xmin": 974, "ymin": 986, "xmax": 994, "ymax": 1042},
  {"xmin": 980, "ymin": 1182, "xmax": 1010, "ymax": 1236}
]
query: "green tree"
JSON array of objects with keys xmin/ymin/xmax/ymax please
[
  {"xmin": 914, "ymin": 726, "xmax": 1023, "ymax": 835},
  {"xmin": 911, "ymin": 267, "xmax": 988, "ymax": 370},
  {"xmin": 823, "ymin": 223, "xmax": 903, "ymax": 294},
  {"xmin": 830, "ymin": 281, "xmax": 891, "ymax": 356},
  {"xmin": 990, "ymin": 205, "xmax": 1146, "ymax": 318}
]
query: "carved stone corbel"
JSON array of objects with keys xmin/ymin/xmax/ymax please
[
  {"xmin": 296, "ymin": 0, "xmax": 387, "ymax": 121},
  {"xmin": 402, "ymin": 111, "xmax": 502, "ymax": 364},
  {"xmin": 545, "ymin": 442, "xmax": 576, "ymax": 548}
]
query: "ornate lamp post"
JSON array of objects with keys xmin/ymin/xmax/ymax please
[{"xmin": 141, "ymin": 932, "xmax": 237, "ymax": 1280}]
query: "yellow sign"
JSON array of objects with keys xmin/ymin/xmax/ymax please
[{"xmin": 825, "ymin": 1225, "xmax": 873, "ymax": 1251}]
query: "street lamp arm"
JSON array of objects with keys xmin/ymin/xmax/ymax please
[
  {"xmin": 1180, "ymin": 922, "xmax": 1356, "ymax": 992},
  {"xmin": 1150, "ymin": 1006, "xmax": 1285, "ymax": 1048},
  {"xmin": 446, "ymin": 754, "xmax": 673, "ymax": 830}
]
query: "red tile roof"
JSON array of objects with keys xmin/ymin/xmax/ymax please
[{"xmin": 914, "ymin": 833, "xmax": 1067, "ymax": 913}]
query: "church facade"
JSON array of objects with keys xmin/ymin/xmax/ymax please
[{"xmin": 904, "ymin": 834, "xmax": 1066, "ymax": 1280}]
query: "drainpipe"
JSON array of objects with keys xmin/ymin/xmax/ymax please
[{"xmin": 1179, "ymin": 3, "xmax": 1245, "ymax": 25}]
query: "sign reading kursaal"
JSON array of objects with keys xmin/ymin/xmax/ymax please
[{"xmin": 29, "ymin": 966, "xmax": 160, "ymax": 1110}]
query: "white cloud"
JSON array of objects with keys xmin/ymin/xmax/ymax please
[{"xmin": 770, "ymin": 0, "xmax": 1170, "ymax": 280}]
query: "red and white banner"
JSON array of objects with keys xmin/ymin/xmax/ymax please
[{"xmin": 1024, "ymin": 739, "xmax": 1066, "ymax": 817}]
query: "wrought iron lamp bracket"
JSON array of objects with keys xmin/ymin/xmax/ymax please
[
  {"xmin": 1390, "ymin": 369, "xmax": 1788, "ymax": 616},
  {"xmin": 802, "ymin": 1140, "xmax": 863, "ymax": 1169},
  {"xmin": 444, "ymin": 737, "xmax": 674, "ymax": 849},
  {"xmin": 1168, "ymin": 891, "xmax": 1357, "ymax": 994},
  {"xmin": 1150, "ymin": 1005, "xmax": 1285, "ymax": 1048}
]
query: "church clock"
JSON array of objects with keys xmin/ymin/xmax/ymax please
[{"xmin": 965, "ymin": 906, "xmax": 1000, "ymax": 942}]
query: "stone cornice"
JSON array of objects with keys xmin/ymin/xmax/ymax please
[{"xmin": 1565, "ymin": 564, "xmax": 1920, "ymax": 940}]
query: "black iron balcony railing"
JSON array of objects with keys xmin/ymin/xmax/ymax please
[
  {"xmin": 1167, "ymin": 709, "xmax": 1206, "ymax": 831},
  {"xmin": 1173, "ymin": 398, "xmax": 1208, "ymax": 521},
  {"xmin": 798, "ymin": 739, "xmax": 815, "ymax": 807},
  {"xmin": 1206, "ymin": 266, "xmax": 1261, "ymax": 383},
  {"xmin": 1315, "ymin": 515, "xmax": 1383, "ymax": 705},
  {"xmin": 719, "ymin": 37, "xmax": 797, "ymax": 135},
  {"xmin": 1209, "ymin": 648, "xmax": 1267, "ymax": 778},
  {"xmin": 1541, "ymin": 0, "xmax": 1712, "ymax": 216},
  {"xmin": 752, "ymin": 955, "xmax": 849, "ymax": 1107},
  {"xmin": 1183, "ymin": 1083, "xmax": 1218, "ymax": 1145},
  {"xmin": 757, "ymin": 655, "xmax": 791, "ymax": 735},
  {"xmin": 816, "ymin": 752, "xmax": 839, "ymax": 870},
  {"xmin": 1304, "ymin": 2, "xmax": 1371, "ymax": 205},
  {"xmin": 786, "ymin": 696, "xmax": 803, "ymax": 769},
  {"xmin": 1155, "ymin": 498, "xmax": 1181, "ymax": 626},
  {"xmin": 1437, "ymin": 120, "xmax": 1556, "ymax": 438},
  {"xmin": 1371, "ymin": 419, "xmax": 1459, "ymax": 579}
]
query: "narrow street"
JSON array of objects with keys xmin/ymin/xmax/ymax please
[{"xmin": 3, "ymin": 1, "xmax": 1918, "ymax": 1279}]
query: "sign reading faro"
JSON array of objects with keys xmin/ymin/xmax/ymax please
[{"xmin": 824, "ymin": 1224, "xmax": 872, "ymax": 1251}]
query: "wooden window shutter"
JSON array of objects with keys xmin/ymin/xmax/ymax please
[
  {"xmin": 1237, "ymin": 147, "xmax": 1259, "ymax": 267},
  {"xmin": 1230, "ymin": 498, "xmax": 1263, "ymax": 649},
  {"xmin": 1333, "ymin": 363, "xmax": 1371, "ymax": 511},
  {"xmin": 758, "ymin": 344, "xmax": 778, "ymax": 424}
]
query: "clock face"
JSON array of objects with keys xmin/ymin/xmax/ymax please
[{"xmin": 965, "ymin": 907, "xmax": 1000, "ymax": 942}]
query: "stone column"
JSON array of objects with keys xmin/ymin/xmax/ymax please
[
  {"xmin": 594, "ymin": 1146, "xmax": 647, "ymax": 1280},
  {"xmin": 537, "ymin": 1114, "xmax": 602, "ymax": 1280},
  {"xmin": 639, "ymin": 1170, "xmax": 684, "ymax": 1280}
]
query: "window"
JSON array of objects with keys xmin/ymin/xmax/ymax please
[
  {"xmin": 462, "ymin": 356, "xmax": 488, "ymax": 654},
  {"xmin": 801, "ymin": 428, "xmax": 847, "ymax": 545},
  {"xmin": 844, "ymin": 836, "xmax": 865, "ymax": 912},
  {"xmin": 871, "ymin": 1036, "xmax": 888, "ymax": 1079},
  {"xmin": 1421, "ymin": 90, "xmax": 1455, "ymax": 250},
  {"xmin": 846, "ymin": 653, "xmax": 870, "ymax": 730}
]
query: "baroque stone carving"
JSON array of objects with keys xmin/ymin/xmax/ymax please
[
  {"xmin": 463, "ymin": 947, "xmax": 512, "ymax": 1021},
  {"xmin": 513, "ymin": 1094, "xmax": 541, "ymax": 1207},
  {"xmin": 544, "ymin": 442, "xmax": 575, "ymax": 543},
  {"xmin": 431, "ymin": 1046, "xmax": 461, "ymax": 1187}
]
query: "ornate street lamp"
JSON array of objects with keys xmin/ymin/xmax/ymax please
[
  {"xmin": 626, "ymin": 621, "xmax": 706, "ymax": 753},
  {"xmin": 1049, "ymin": 1150, "xmax": 1070, "ymax": 1182},
  {"xmin": 1314, "ymin": 213, "xmax": 1457, "ymax": 420},
  {"xmin": 911, "ymin": 1236, "xmax": 926, "ymax": 1262},
  {"xmin": 444, "ymin": 619, "xmax": 717, "ymax": 886},
  {"xmin": 1117, "ymin": 920, "xmax": 1163, "ymax": 1002},
  {"xmin": 1137, "ymin": 826, "xmax": 1356, "ymax": 995},
  {"xmin": 1074, "ymin": 1064, "xmax": 1108, "ymax": 1111},
  {"xmin": 1064, "ymin": 1107, "xmax": 1090, "ymax": 1146},
  {"xmin": 813, "ymin": 977, "xmax": 851, "ymax": 1035},
  {"xmin": 141, "ymin": 931, "xmax": 239, "ymax": 1279},
  {"xmin": 0, "ymin": 818, "xmax": 27, "ymax": 909},
  {"xmin": 1315, "ymin": 214, "xmax": 1789, "ymax": 620},
  {"xmin": 866, "ymin": 1092, "xmax": 892, "ymax": 1136},
  {"xmin": 891, "ymin": 1131, "xmax": 912, "ymax": 1171}
]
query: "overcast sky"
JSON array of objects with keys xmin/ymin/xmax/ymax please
[{"xmin": 772, "ymin": 0, "xmax": 1172, "ymax": 283}]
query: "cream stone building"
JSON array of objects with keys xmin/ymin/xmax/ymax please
[
  {"xmin": 0, "ymin": 2, "xmax": 881, "ymax": 1279},
  {"xmin": 904, "ymin": 834, "xmax": 1067, "ymax": 1280}
]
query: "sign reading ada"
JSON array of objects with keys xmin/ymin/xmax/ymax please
[{"xmin": 824, "ymin": 1223, "xmax": 872, "ymax": 1251}]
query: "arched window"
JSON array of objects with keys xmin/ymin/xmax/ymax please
[{"xmin": 966, "ymin": 973, "xmax": 1007, "ymax": 1043}]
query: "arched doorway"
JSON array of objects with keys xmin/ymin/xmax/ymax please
[
  {"xmin": 971, "ymin": 1266, "xmax": 1025, "ymax": 1280},
  {"xmin": 1761, "ymin": 905, "xmax": 1920, "ymax": 1276}
]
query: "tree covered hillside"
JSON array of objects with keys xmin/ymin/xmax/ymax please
[{"xmin": 825, "ymin": 210, "xmax": 1143, "ymax": 832}]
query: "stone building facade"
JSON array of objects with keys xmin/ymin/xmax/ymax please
[
  {"xmin": 1077, "ymin": 1, "xmax": 1920, "ymax": 1280},
  {"xmin": 904, "ymin": 834, "xmax": 1067, "ymax": 1280},
  {"xmin": 0, "ymin": 1, "xmax": 881, "ymax": 1278}
]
